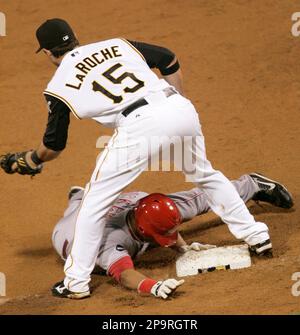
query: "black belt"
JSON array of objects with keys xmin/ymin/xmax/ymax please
[
  {"xmin": 122, "ymin": 98, "xmax": 148, "ymax": 117},
  {"xmin": 121, "ymin": 87, "xmax": 177, "ymax": 117}
]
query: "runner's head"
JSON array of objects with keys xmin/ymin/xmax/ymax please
[{"xmin": 132, "ymin": 193, "xmax": 182, "ymax": 247}]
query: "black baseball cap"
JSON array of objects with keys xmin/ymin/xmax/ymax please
[{"xmin": 35, "ymin": 18, "xmax": 76, "ymax": 53}]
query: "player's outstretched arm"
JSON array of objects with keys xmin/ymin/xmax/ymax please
[
  {"xmin": 35, "ymin": 142, "xmax": 61, "ymax": 162},
  {"xmin": 109, "ymin": 256, "xmax": 184, "ymax": 299},
  {"xmin": 120, "ymin": 269, "xmax": 184, "ymax": 300},
  {"xmin": 37, "ymin": 94, "xmax": 70, "ymax": 161},
  {"xmin": 119, "ymin": 268, "xmax": 147, "ymax": 290}
]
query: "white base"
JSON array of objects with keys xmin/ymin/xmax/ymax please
[{"xmin": 176, "ymin": 244, "xmax": 251, "ymax": 277}]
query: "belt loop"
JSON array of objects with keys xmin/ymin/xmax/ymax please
[{"xmin": 163, "ymin": 87, "xmax": 177, "ymax": 97}]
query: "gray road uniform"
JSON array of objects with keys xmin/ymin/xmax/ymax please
[{"xmin": 52, "ymin": 175, "xmax": 258, "ymax": 277}]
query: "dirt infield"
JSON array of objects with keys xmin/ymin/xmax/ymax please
[{"xmin": 0, "ymin": 0, "xmax": 299, "ymax": 314}]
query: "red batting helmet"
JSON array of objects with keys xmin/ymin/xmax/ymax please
[{"xmin": 134, "ymin": 193, "xmax": 182, "ymax": 247}]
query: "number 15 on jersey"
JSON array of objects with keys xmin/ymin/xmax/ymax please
[{"xmin": 92, "ymin": 63, "xmax": 144, "ymax": 104}]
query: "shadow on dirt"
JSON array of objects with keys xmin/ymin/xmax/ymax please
[{"xmin": 16, "ymin": 247, "xmax": 55, "ymax": 258}]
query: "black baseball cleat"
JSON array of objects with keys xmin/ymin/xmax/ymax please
[
  {"xmin": 250, "ymin": 173, "xmax": 294, "ymax": 209},
  {"xmin": 68, "ymin": 186, "xmax": 84, "ymax": 200},
  {"xmin": 52, "ymin": 281, "xmax": 90, "ymax": 299},
  {"xmin": 248, "ymin": 239, "xmax": 273, "ymax": 258}
]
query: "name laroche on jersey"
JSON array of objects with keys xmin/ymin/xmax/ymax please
[{"xmin": 66, "ymin": 45, "xmax": 122, "ymax": 90}]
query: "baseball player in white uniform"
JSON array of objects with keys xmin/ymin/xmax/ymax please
[
  {"xmin": 0, "ymin": 18, "xmax": 293, "ymax": 299},
  {"xmin": 52, "ymin": 173, "xmax": 293, "ymax": 299}
]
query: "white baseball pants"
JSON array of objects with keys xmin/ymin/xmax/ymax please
[{"xmin": 64, "ymin": 91, "xmax": 269, "ymax": 292}]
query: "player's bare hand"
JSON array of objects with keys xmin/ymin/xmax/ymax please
[
  {"xmin": 179, "ymin": 242, "xmax": 217, "ymax": 253},
  {"xmin": 151, "ymin": 278, "xmax": 185, "ymax": 299}
]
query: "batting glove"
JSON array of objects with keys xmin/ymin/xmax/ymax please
[
  {"xmin": 151, "ymin": 279, "xmax": 185, "ymax": 299},
  {"xmin": 179, "ymin": 242, "xmax": 216, "ymax": 253}
]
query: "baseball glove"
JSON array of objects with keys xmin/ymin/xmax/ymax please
[{"xmin": 0, "ymin": 151, "xmax": 43, "ymax": 176}]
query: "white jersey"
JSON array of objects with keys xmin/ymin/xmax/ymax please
[{"xmin": 44, "ymin": 38, "xmax": 170, "ymax": 127}]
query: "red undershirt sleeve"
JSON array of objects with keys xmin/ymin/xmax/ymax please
[{"xmin": 108, "ymin": 256, "xmax": 134, "ymax": 282}]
